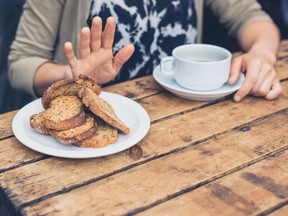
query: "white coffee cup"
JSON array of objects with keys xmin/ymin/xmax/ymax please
[{"xmin": 160, "ymin": 44, "xmax": 232, "ymax": 91}]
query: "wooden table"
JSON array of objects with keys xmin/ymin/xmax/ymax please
[{"xmin": 1, "ymin": 41, "xmax": 288, "ymax": 216}]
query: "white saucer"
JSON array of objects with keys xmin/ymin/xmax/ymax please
[{"xmin": 153, "ymin": 65, "xmax": 245, "ymax": 101}]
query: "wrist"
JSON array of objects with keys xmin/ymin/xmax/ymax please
[
  {"xmin": 63, "ymin": 65, "xmax": 73, "ymax": 80},
  {"xmin": 249, "ymin": 47, "xmax": 277, "ymax": 65}
]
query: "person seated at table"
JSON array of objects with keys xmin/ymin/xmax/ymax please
[{"xmin": 8, "ymin": 0, "xmax": 282, "ymax": 102}]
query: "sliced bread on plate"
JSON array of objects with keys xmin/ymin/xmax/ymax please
[
  {"xmin": 77, "ymin": 118, "xmax": 118, "ymax": 148},
  {"xmin": 79, "ymin": 88, "xmax": 130, "ymax": 135},
  {"xmin": 49, "ymin": 114, "xmax": 97, "ymax": 145},
  {"xmin": 43, "ymin": 95, "xmax": 85, "ymax": 131},
  {"xmin": 42, "ymin": 75, "xmax": 101, "ymax": 109},
  {"xmin": 30, "ymin": 111, "xmax": 49, "ymax": 135}
]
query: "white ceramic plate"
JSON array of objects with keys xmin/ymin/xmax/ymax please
[
  {"xmin": 12, "ymin": 92, "xmax": 150, "ymax": 159},
  {"xmin": 153, "ymin": 65, "xmax": 245, "ymax": 101}
]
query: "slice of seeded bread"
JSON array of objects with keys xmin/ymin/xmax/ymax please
[
  {"xmin": 42, "ymin": 75, "xmax": 101, "ymax": 109},
  {"xmin": 49, "ymin": 114, "xmax": 97, "ymax": 145},
  {"xmin": 43, "ymin": 95, "xmax": 85, "ymax": 131},
  {"xmin": 79, "ymin": 88, "xmax": 130, "ymax": 134},
  {"xmin": 77, "ymin": 119, "xmax": 118, "ymax": 148},
  {"xmin": 30, "ymin": 111, "xmax": 49, "ymax": 135}
]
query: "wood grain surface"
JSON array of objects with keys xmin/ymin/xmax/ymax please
[{"xmin": 0, "ymin": 42, "xmax": 288, "ymax": 216}]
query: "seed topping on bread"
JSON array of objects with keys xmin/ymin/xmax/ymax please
[
  {"xmin": 77, "ymin": 119, "xmax": 118, "ymax": 148},
  {"xmin": 49, "ymin": 114, "xmax": 97, "ymax": 145},
  {"xmin": 42, "ymin": 75, "xmax": 101, "ymax": 109},
  {"xmin": 79, "ymin": 88, "xmax": 130, "ymax": 135},
  {"xmin": 43, "ymin": 95, "xmax": 85, "ymax": 131}
]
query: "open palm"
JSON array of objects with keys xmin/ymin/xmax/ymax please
[{"xmin": 64, "ymin": 16, "xmax": 134, "ymax": 84}]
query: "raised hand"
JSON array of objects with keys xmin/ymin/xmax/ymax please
[{"xmin": 64, "ymin": 16, "xmax": 135, "ymax": 84}]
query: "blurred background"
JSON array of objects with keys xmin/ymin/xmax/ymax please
[
  {"xmin": 0, "ymin": 0, "xmax": 32, "ymax": 115},
  {"xmin": 0, "ymin": 0, "xmax": 288, "ymax": 115},
  {"xmin": 203, "ymin": 0, "xmax": 288, "ymax": 52}
]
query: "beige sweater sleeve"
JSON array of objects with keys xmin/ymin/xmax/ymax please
[
  {"xmin": 205, "ymin": 0, "xmax": 273, "ymax": 40},
  {"xmin": 8, "ymin": 0, "xmax": 65, "ymax": 97}
]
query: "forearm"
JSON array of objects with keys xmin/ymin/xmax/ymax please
[
  {"xmin": 239, "ymin": 21, "xmax": 280, "ymax": 63},
  {"xmin": 34, "ymin": 62, "xmax": 70, "ymax": 96}
]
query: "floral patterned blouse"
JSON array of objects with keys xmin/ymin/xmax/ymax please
[{"xmin": 88, "ymin": 0, "xmax": 197, "ymax": 84}]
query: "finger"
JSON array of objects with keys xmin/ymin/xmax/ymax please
[
  {"xmin": 90, "ymin": 16, "xmax": 102, "ymax": 51},
  {"xmin": 64, "ymin": 42, "xmax": 78, "ymax": 68},
  {"xmin": 256, "ymin": 72, "xmax": 275, "ymax": 97},
  {"xmin": 79, "ymin": 27, "xmax": 91, "ymax": 59},
  {"xmin": 229, "ymin": 56, "xmax": 242, "ymax": 84},
  {"xmin": 101, "ymin": 16, "xmax": 116, "ymax": 49},
  {"xmin": 113, "ymin": 44, "xmax": 135, "ymax": 72},
  {"xmin": 233, "ymin": 59, "xmax": 261, "ymax": 102},
  {"xmin": 251, "ymin": 64, "xmax": 273, "ymax": 94},
  {"xmin": 265, "ymin": 79, "xmax": 283, "ymax": 100}
]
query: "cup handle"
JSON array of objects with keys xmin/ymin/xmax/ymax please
[{"xmin": 160, "ymin": 56, "xmax": 174, "ymax": 75}]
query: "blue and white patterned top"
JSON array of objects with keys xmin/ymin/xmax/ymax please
[{"xmin": 88, "ymin": 0, "xmax": 197, "ymax": 85}]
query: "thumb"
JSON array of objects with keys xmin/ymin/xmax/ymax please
[
  {"xmin": 113, "ymin": 44, "xmax": 135, "ymax": 72},
  {"xmin": 64, "ymin": 67, "xmax": 73, "ymax": 80},
  {"xmin": 229, "ymin": 56, "xmax": 243, "ymax": 85}
]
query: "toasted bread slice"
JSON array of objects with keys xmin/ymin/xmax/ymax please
[
  {"xmin": 30, "ymin": 111, "xmax": 49, "ymax": 135},
  {"xmin": 77, "ymin": 119, "xmax": 118, "ymax": 148},
  {"xmin": 49, "ymin": 114, "xmax": 97, "ymax": 145},
  {"xmin": 43, "ymin": 95, "xmax": 85, "ymax": 131},
  {"xmin": 75, "ymin": 74, "xmax": 101, "ymax": 93},
  {"xmin": 79, "ymin": 88, "xmax": 130, "ymax": 134},
  {"xmin": 42, "ymin": 75, "xmax": 101, "ymax": 109}
]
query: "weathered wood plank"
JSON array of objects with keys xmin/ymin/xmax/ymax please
[
  {"xmin": 1, "ymin": 79, "xmax": 286, "ymax": 174},
  {"xmin": 102, "ymin": 75, "xmax": 164, "ymax": 100},
  {"xmin": 138, "ymin": 92, "xmax": 206, "ymax": 122},
  {"xmin": 138, "ymin": 151, "xmax": 288, "ymax": 216},
  {"xmin": 276, "ymin": 60, "xmax": 288, "ymax": 81},
  {"xmin": 0, "ymin": 138, "xmax": 44, "ymax": 172},
  {"xmin": 275, "ymin": 40, "xmax": 288, "ymax": 59},
  {"xmin": 0, "ymin": 39, "xmax": 287, "ymax": 215},
  {"xmin": 280, "ymin": 39, "xmax": 288, "ymax": 48},
  {"xmin": 21, "ymin": 112, "xmax": 288, "ymax": 216},
  {"xmin": 0, "ymin": 111, "xmax": 16, "ymax": 139},
  {"xmin": 1, "ymin": 81, "xmax": 288, "ymax": 208},
  {"xmin": 273, "ymin": 39, "xmax": 288, "ymax": 80},
  {"xmin": 268, "ymin": 205, "xmax": 288, "ymax": 216}
]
